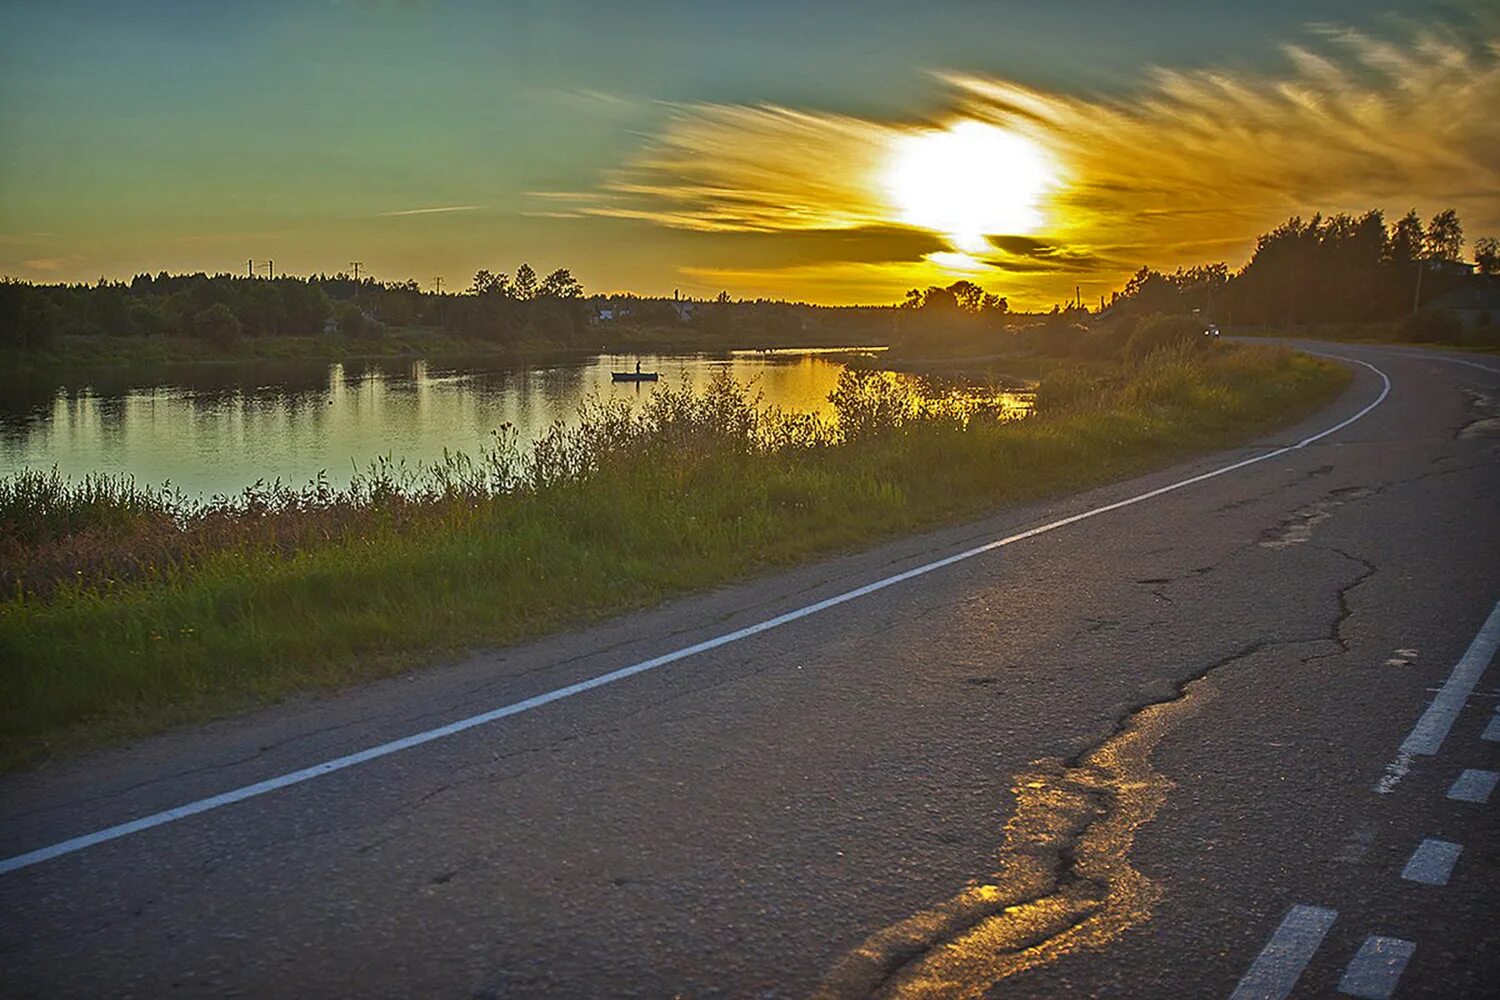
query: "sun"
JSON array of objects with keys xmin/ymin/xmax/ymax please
[{"xmin": 885, "ymin": 120, "xmax": 1057, "ymax": 253}]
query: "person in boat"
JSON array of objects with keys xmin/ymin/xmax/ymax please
[{"xmin": 635, "ymin": 359, "xmax": 642, "ymax": 374}]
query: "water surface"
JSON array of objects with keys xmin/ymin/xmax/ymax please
[{"xmin": 0, "ymin": 351, "xmax": 882, "ymax": 498}]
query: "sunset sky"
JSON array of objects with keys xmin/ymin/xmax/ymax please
[{"xmin": 2, "ymin": 1, "xmax": 1496, "ymax": 310}]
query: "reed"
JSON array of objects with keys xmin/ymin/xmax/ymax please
[{"xmin": 0, "ymin": 344, "xmax": 1347, "ymax": 767}]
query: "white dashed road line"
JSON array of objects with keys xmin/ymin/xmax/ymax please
[
  {"xmin": 1229, "ymin": 904, "xmax": 1339, "ymax": 1000},
  {"xmin": 1396, "ymin": 602, "xmax": 1500, "ymax": 756},
  {"xmin": 1446, "ymin": 768, "xmax": 1498, "ymax": 804},
  {"xmin": 1378, "ymin": 599, "xmax": 1500, "ymax": 794},
  {"xmin": 1337, "ymin": 935, "xmax": 1416, "ymax": 1000},
  {"xmin": 1400, "ymin": 838, "xmax": 1462, "ymax": 886}
]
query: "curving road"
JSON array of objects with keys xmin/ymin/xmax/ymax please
[{"xmin": 2, "ymin": 341, "xmax": 1497, "ymax": 998}]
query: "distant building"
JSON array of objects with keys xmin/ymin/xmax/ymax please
[
  {"xmin": 1425, "ymin": 277, "xmax": 1500, "ymax": 328},
  {"xmin": 1422, "ymin": 258, "xmax": 1477, "ymax": 278}
]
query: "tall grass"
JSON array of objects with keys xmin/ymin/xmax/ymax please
[{"xmin": 0, "ymin": 346, "xmax": 1346, "ymax": 766}]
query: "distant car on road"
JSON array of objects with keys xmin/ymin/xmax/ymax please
[{"xmin": 1204, "ymin": 323, "xmax": 1221, "ymax": 337}]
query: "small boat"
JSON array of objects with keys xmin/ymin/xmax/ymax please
[{"xmin": 611, "ymin": 369, "xmax": 659, "ymax": 382}]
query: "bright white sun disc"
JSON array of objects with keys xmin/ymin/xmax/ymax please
[{"xmin": 885, "ymin": 121, "xmax": 1055, "ymax": 248}]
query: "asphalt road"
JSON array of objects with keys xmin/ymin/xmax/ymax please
[{"xmin": 2, "ymin": 340, "xmax": 1497, "ymax": 999}]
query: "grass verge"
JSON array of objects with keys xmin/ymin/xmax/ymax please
[{"xmin": 0, "ymin": 344, "xmax": 1348, "ymax": 769}]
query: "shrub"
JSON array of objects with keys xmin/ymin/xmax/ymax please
[
  {"xmin": 1397, "ymin": 309, "xmax": 1462, "ymax": 344},
  {"xmin": 1035, "ymin": 366, "xmax": 1103, "ymax": 411},
  {"xmin": 192, "ymin": 303, "xmax": 241, "ymax": 346},
  {"xmin": 1123, "ymin": 314, "xmax": 1208, "ymax": 360},
  {"xmin": 334, "ymin": 300, "xmax": 371, "ymax": 337}
]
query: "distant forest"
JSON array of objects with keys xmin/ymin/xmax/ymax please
[
  {"xmin": 0, "ymin": 261, "xmax": 895, "ymax": 352},
  {"xmin": 2, "ymin": 207, "xmax": 1495, "ymax": 352},
  {"xmin": 1101, "ymin": 208, "xmax": 1496, "ymax": 325}
]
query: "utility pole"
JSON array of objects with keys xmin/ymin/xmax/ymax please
[
  {"xmin": 433, "ymin": 277, "xmax": 445, "ymax": 329},
  {"xmin": 266, "ymin": 260, "xmax": 274, "ymax": 280},
  {"xmin": 248, "ymin": 259, "xmax": 255, "ymax": 278},
  {"xmin": 350, "ymin": 261, "xmax": 364, "ymax": 306},
  {"xmin": 1412, "ymin": 261, "xmax": 1424, "ymax": 315},
  {"xmin": 432, "ymin": 276, "xmax": 443, "ymax": 295}
]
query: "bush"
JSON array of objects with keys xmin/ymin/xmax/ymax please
[
  {"xmin": 1397, "ymin": 309, "xmax": 1462, "ymax": 344},
  {"xmin": 192, "ymin": 303, "xmax": 241, "ymax": 346},
  {"xmin": 1123, "ymin": 314, "xmax": 1209, "ymax": 360},
  {"xmin": 335, "ymin": 300, "xmax": 375, "ymax": 337},
  {"xmin": 1035, "ymin": 366, "xmax": 1104, "ymax": 411}
]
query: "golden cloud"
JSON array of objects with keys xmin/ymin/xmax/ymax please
[{"xmin": 579, "ymin": 19, "xmax": 1500, "ymax": 307}]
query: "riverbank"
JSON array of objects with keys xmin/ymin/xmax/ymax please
[
  {"xmin": 0, "ymin": 343, "xmax": 1347, "ymax": 769},
  {"xmin": 6, "ymin": 326, "xmax": 890, "ymax": 369}
]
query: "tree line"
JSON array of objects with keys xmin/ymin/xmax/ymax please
[
  {"xmin": 1110, "ymin": 208, "xmax": 1497, "ymax": 326},
  {"xmin": 0, "ymin": 264, "xmax": 609, "ymax": 350},
  {"xmin": 0, "ymin": 262, "xmax": 904, "ymax": 352}
]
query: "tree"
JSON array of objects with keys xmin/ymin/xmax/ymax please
[
  {"xmin": 1425, "ymin": 209, "xmax": 1464, "ymax": 262},
  {"xmin": 334, "ymin": 300, "xmax": 369, "ymax": 337},
  {"xmin": 469, "ymin": 269, "xmax": 510, "ymax": 296},
  {"xmin": 512, "ymin": 263, "xmax": 537, "ymax": 300},
  {"xmin": 0, "ymin": 278, "xmax": 60, "ymax": 349},
  {"xmin": 946, "ymin": 280, "xmax": 985, "ymax": 313},
  {"xmin": 128, "ymin": 300, "xmax": 166, "ymax": 337},
  {"xmin": 537, "ymin": 267, "xmax": 582, "ymax": 299},
  {"xmin": 1476, "ymin": 237, "xmax": 1500, "ymax": 275},
  {"xmin": 1117, "ymin": 266, "xmax": 1180, "ymax": 315},
  {"xmin": 917, "ymin": 285, "xmax": 959, "ymax": 316},
  {"xmin": 1388, "ymin": 210, "xmax": 1425, "ymax": 263},
  {"xmin": 192, "ymin": 303, "xmax": 241, "ymax": 346}
]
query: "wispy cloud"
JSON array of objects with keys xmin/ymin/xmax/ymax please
[
  {"xmin": 376, "ymin": 205, "xmax": 487, "ymax": 217},
  {"xmin": 19, "ymin": 255, "xmax": 85, "ymax": 272},
  {"xmin": 587, "ymin": 16, "xmax": 1500, "ymax": 306}
]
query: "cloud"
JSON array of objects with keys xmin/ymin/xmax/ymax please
[
  {"xmin": 19, "ymin": 256, "xmax": 82, "ymax": 272},
  {"xmin": 587, "ymin": 16, "xmax": 1500, "ymax": 306},
  {"xmin": 376, "ymin": 205, "xmax": 487, "ymax": 217}
]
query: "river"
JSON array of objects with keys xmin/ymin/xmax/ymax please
[{"xmin": 1, "ymin": 350, "xmax": 900, "ymax": 498}]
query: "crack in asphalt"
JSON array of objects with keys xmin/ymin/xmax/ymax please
[
  {"xmin": 810, "ymin": 503, "xmax": 1390, "ymax": 999},
  {"xmin": 1319, "ymin": 547, "xmax": 1380, "ymax": 655},
  {"xmin": 807, "ymin": 637, "xmax": 1319, "ymax": 1000}
]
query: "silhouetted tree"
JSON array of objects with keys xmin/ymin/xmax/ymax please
[
  {"xmin": 1475, "ymin": 237, "xmax": 1500, "ymax": 275},
  {"xmin": 1388, "ymin": 210, "xmax": 1425, "ymax": 264},
  {"xmin": 537, "ymin": 268, "xmax": 582, "ymax": 299},
  {"xmin": 1425, "ymin": 209, "xmax": 1464, "ymax": 262},
  {"xmin": 512, "ymin": 263, "xmax": 538, "ymax": 301}
]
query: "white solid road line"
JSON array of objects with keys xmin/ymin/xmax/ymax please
[
  {"xmin": 1401, "ymin": 838, "xmax": 1463, "ymax": 886},
  {"xmin": 1367, "ymin": 348, "xmax": 1500, "ymax": 375},
  {"xmin": 1396, "ymin": 601, "xmax": 1500, "ymax": 756},
  {"xmin": 1337, "ymin": 935, "xmax": 1416, "ymax": 1000},
  {"xmin": 1229, "ymin": 904, "xmax": 1339, "ymax": 1000},
  {"xmin": 0, "ymin": 354, "xmax": 1394, "ymax": 877},
  {"xmin": 1446, "ymin": 768, "xmax": 1499, "ymax": 804}
]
